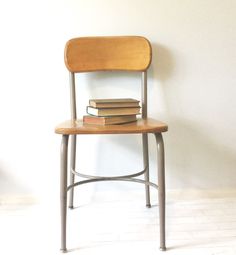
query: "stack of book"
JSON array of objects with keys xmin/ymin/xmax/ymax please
[{"xmin": 83, "ymin": 98, "xmax": 141, "ymax": 125}]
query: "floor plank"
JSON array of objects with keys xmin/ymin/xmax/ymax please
[{"xmin": 1, "ymin": 190, "xmax": 236, "ymax": 255}]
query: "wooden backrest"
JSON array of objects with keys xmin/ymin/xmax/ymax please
[{"xmin": 64, "ymin": 36, "xmax": 152, "ymax": 72}]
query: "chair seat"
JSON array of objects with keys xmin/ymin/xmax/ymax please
[{"xmin": 55, "ymin": 118, "xmax": 168, "ymax": 135}]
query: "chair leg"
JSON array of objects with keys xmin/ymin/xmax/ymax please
[
  {"xmin": 142, "ymin": 133, "xmax": 151, "ymax": 208},
  {"xmin": 60, "ymin": 135, "xmax": 69, "ymax": 253},
  {"xmin": 69, "ymin": 135, "xmax": 76, "ymax": 209},
  {"xmin": 154, "ymin": 133, "xmax": 166, "ymax": 251}
]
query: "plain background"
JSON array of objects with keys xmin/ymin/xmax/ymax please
[{"xmin": 0, "ymin": 0, "xmax": 235, "ymax": 202}]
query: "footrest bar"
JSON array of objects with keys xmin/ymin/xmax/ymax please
[
  {"xmin": 71, "ymin": 167, "xmax": 147, "ymax": 180},
  {"xmin": 67, "ymin": 177, "xmax": 158, "ymax": 191}
]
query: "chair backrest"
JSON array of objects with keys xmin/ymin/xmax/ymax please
[
  {"xmin": 64, "ymin": 36, "xmax": 152, "ymax": 120},
  {"xmin": 64, "ymin": 36, "xmax": 152, "ymax": 72}
]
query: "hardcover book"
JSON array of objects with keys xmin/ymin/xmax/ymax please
[
  {"xmin": 86, "ymin": 106, "xmax": 141, "ymax": 117},
  {"xmin": 83, "ymin": 115, "xmax": 137, "ymax": 125},
  {"xmin": 89, "ymin": 98, "xmax": 140, "ymax": 108}
]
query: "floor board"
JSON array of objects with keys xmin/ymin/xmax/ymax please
[{"xmin": 1, "ymin": 190, "xmax": 236, "ymax": 255}]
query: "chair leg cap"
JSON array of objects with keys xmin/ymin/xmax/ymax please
[
  {"xmin": 146, "ymin": 204, "xmax": 151, "ymax": 208},
  {"xmin": 60, "ymin": 249, "xmax": 67, "ymax": 253},
  {"xmin": 160, "ymin": 247, "xmax": 167, "ymax": 251}
]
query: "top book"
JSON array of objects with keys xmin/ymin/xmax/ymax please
[{"xmin": 89, "ymin": 98, "xmax": 140, "ymax": 108}]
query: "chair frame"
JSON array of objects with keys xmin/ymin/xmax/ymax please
[{"xmin": 57, "ymin": 36, "xmax": 167, "ymax": 252}]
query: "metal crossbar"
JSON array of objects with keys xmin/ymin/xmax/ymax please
[{"xmin": 67, "ymin": 169, "xmax": 158, "ymax": 191}]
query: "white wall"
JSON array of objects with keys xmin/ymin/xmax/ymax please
[{"xmin": 0, "ymin": 0, "xmax": 236, "ymax": 200}]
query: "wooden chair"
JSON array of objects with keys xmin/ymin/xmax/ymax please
[{"xmin": 55, "ymin": 36, "xmax": 168, "ymax": 252}]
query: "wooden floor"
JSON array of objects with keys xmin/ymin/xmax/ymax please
[{"xmin": 1, "ymin": 190, "xmax": 236, "ymax": 255}]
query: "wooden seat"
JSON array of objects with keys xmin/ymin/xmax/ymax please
[
  {"xmin": 55, "ymin": 36, "xmax": 168, "ymax": 252},
  {"xmin": 55, "ymin": 118, "xmax": 168, "ymax": 135}
]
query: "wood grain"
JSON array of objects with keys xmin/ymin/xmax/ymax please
[
  {"xmin": 55, "ymin": 118, "xmax": 168, "ymax": 135},
  {"xmin": 64, "ymin": 36, "xmax": 152, "ymax": 72}
]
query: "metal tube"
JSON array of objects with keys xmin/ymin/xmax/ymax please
[
  {"xmin": 141, "ymin": 71, "xmax": 150, "ymax": 207},
  {"xmin": 67, "ymin": 177, "xmax": 158, "ymax": 191},
  {"xmin": 141, "ymin": 71, "xmax": 147, "ymax": 119},
  {"xmin": 69, "ymin": 135, "xmax": 76, "ymax": 209},
  {"xmin": 71, "ymin": 167, "xmax": 147, "ymax": 179},
  {"xmin": 142, "ymin": 133, "xmax": 151, "ymax": 207},
  {"xmin": 60, "ymin": 135, "xmax": 69, "ymax": 253},
  {"xmin": 68, "ymin": 71, "xmax": 77, "ymax": 209},
  {"xmin": 69, "ymin": 72, "xmax": 77, "ymax": 120},
  {"xmin": 154, "ymin": 133, "xmax": 166, "ymax": 251}
]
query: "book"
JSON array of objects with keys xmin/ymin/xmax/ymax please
[
  {"xmin": 83, "ymin": 115, "xmax": 137, "ymax": 125},
  {"xmin": 89, "ymin": 98, "xmax": 140, "ymax": 108},
  {"xmin": 86, "ymin": 106, "xmax": 141, "ymax": 117}
]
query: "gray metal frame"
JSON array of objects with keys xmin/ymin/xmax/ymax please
[
  {"xmin": 60, "ymin": 135, "xmax": 69, "ymax": 253},
  {"xmin": 68, "ymin": 72, "xmax": 77, "ymax": 209},
  {"xmin": 59, "ymin": 71, "xmax": 166, "ymax": 252}
]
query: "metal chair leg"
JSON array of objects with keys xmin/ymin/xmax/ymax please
[
  {"xmin": 154, "ymin": 133, "xmax": 166, "ymax": 251},
  {"xmin": 69, "ymin": 135, "xmax": 76, "ymax": 209},
  {"xmin": 142, "ymin": 133, "xmax": 151, "ymax": 208},
  {"xmin": 60, "ymin": 135, "xmax": 69, "ymax": 253}
]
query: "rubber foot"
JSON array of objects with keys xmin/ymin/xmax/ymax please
[
  {"xmin": 60, "ymin": 248, "xmax": 67, "ymax": 253},
  {"xmin": 160, "ymin": 247, "xmax": 167, "ymax": 251},
  {"xmin": 69, "ymin": 205, "xmax": 74, "ymax": 209},
  {"xmin": 146, "ymin": 204, "xmax": 151, "ymax": 208}
]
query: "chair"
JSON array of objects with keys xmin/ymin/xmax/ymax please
[{"xmin": 55, "ymin": 36, "xmax": 168, "ymax": 252}]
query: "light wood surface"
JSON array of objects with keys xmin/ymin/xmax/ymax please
[
  {"xmin": 64, "ymin": 36, "xmax": 152, "ymax": 72},
  {"xmin": 55, "ymin": 118, "xmax": 168, "ymax": 135},
  {"xmin": 2, "ymin": 191, "xmax": 236, "ymax": 254}
]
